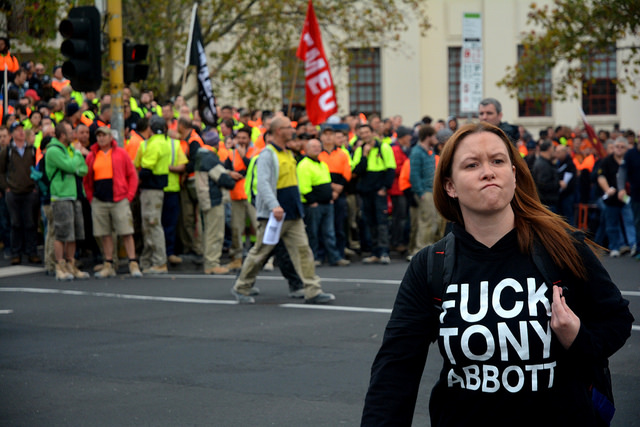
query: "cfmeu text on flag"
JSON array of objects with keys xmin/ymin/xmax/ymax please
[{"xmin": 296, "ymin": 0, "xmax": 338, "ymax": 125}]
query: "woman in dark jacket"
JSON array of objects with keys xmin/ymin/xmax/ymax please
[{"xmin": 362, "ymin": 123, "xmax": 633, "ymax": 427}]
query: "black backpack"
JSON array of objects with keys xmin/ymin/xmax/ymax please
[{"xmin": 426, "ymin": 232, "xmax": 615, "ymax": 426}]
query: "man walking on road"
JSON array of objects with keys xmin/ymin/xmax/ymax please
[{"xmin": 231, "ymin": 117, "xmax": 335, "ymax": 304}]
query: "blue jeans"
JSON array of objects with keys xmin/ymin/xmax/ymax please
[
  {"xmin": 162, "ymin": 191, "xmax": 180, "ymax": 256},
  {"xmin": 603, "ymin": 202, "xmax": 637, "ymax": 251},
  {"xmin": 360, "ymin": 192, "xmax": 390, "ymax": 257},
  {"xmin": 304, "ymin": 203, "xmax": 342, "ymax": 264}
]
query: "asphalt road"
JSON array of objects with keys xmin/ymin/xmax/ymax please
[{"xmin": 0, "ymin": 253, "xmax": 638, "ymax": 426}]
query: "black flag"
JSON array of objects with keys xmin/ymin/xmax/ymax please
[{"xmin": 189, "ymin": 13, "xmax": 217, "ymax": 127}]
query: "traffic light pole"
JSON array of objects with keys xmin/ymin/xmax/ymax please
[{"xmin": 107, "ymin": 0, "xmax": 124, "ymax": 147}]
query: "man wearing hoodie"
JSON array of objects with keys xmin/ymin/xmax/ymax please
[{"xmin": 46, "ymin": 121, "xmax": 89, "ymax": 280}]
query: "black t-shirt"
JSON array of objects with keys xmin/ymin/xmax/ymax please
[{"xmin": 597, "ymin": 155, "xmax": 623, "ymax": 206}]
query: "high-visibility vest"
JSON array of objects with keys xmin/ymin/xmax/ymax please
[{"xmin": 228, "ymin": 146, "xmax": 256, "ymax": 201}]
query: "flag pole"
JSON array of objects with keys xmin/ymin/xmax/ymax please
[
  {"xmin": 182, "ymin": 3, "xmax": 198, "ymax": 93},
  {"xmin": 287, "ymin": 59, "xmax": 300, "ymax": 119},
  {"xmin": 3, "ymin": 65, "xmax": 7, "ymax": 117}
]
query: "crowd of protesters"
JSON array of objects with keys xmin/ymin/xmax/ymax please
[{"xmin": 1, "ymin": 45, "xmax": 639, "ymax": 286}]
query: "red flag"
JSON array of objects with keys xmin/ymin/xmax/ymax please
[
  {"xmin": 579, "ymin": 107, "xmax": 607, "ymax": 159},
  {"xmin": 296, "ymin": 0, "xmax": 338, "ymax": 125}
]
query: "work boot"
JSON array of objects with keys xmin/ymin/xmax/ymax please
[
  {"xmin": 205, "ymin": 265, "xmax": 229, "ymax": 275},
  {"xmin": 129, "ymin": 260, "xmax": 143, "ymax": 278},
  {"xmin": 55, "ymin": 260, "xmax": 74, "ymax": 281},
  {"xmin": 143, "ymin": 264, "xmax": 168, "ymax": 274},
  {"xmin": 167, "ymin": 254, "xmax": 182, "ymax": 264},
  {"xmin": 95, "ymin": 261, "xmax": 116, "ymax": 279},
  {"xmin": 67, "ymin": 259, "xmax": 90, "ymax": 280},
  {"xmin": 263, "ymin": 256, "xmax": 274, "ymax": 271},
  {"xmin": 225, "ymin": 258, "xmax": 243, "ymax": 271}
]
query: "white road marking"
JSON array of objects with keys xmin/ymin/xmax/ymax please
[
  {"xmin": 0, "ymin": 287, "xmax": 391, "ymax": 314},
  {"xmin": 280, "ymin": 304, "xmax": 391, "ymax": 314},
  {"xmin": 0, "ymin": 284, "xmax": 639, "ymax": 319},
  {"xmin": 0, "ymin": 287, "xmax": 236, "ymax": 305},
  {"xmin": 0, "ymin": 266, "xmax": 44, "ymax": 278},
  {"xmin": 142, "ymin": 273, "xmax": 402, "ymax": 285},
  {"xmin": 633, "ymin": 325, "xmax": 640, "ymax": 332}
]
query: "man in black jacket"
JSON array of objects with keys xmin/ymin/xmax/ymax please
[
  {"xmin": 478, "ymin": 97, "xmax": 519, "ymax": 144},
  {"xmin": 555, "ymin": 144, "xmax": 578, "ymax": 225},
  {"xmin": 532, "ymin": 140, "xmax": 559, "ymax": 212}
]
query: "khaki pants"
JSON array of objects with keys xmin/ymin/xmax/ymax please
[
  {"xmin": 414, "ymin": 192, "xmax": 445, "ymax": 254},
  {"xmin": 43, "ymin": 204, "xmax": 56, "ymax": 272},
  {"xmin": 233, "ymin": 218, "xmax": 322, "ymax": 299},
  {"xmin": 229, "ymin": 199, "xmax": 257, "ymax": 261},
  {"xmin": 178, "ymin": 179, "xmax": 203, "ymax": 255},
  {"xmin": 202, "ymin": 204, "xmax": 225, "ymax": 269},
  {"xmin": 407, "ymin": 204, "xmax": 419, "ymax": 256},
  {"xmin": 140, "ymin": 189, "xmax": 166, "ymax": 268}
]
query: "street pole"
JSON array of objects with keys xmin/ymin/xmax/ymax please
[{"xmin": 107, "ymin": 0, "xmax": 124, "ymax": 147}]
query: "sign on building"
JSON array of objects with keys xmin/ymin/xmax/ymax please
[{"xmin": 460, "ymin": 13, "xmax": 483, "ymax": 114}]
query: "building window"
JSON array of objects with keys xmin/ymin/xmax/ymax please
[
  {"xmin": 281, "ymin": 51, "xmax": 306, "ymax": 112},
  {"xmin": 517, "ymin": 45, "xmax": 552, "ymax": 117},
  {"xmin": 348, "ymin": 48, "xmax": 381, "ymax": 116},
  {"xmin": 582, "ymin": 48, "xmax": 617, "ymax": 115},
  {"xmin": 448, "ymin": 47, "xmax": 461, "ymax": 117}
]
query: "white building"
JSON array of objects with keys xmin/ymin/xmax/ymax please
[{"xmin": 321, "ymin": 0, "xmax": 640, "ymax": 136}]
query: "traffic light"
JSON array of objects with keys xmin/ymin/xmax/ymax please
[
  {"xmin": 123, "ymin": 41, "xmax": 149, "ymax": 84},
  {"xmin": 59, "ymin": 6, "xmax": 102, "ymax": 92}
]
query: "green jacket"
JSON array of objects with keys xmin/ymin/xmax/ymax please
[{"xmin": 45, "ymin": 138, "xmax": 88, "ymax": 201}]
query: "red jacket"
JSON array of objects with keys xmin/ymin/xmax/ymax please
[
  {"xmin": 83, "ymin": 140, "xmax": 138, "ymax": 203},
  {"xmin": 388, "ymin": 143, "xmax": 408, "ymax": 196}
]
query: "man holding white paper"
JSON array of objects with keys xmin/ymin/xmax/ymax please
[{"xmin": 230, "ymin": 117, "xmax": 335, "ymax": 304}]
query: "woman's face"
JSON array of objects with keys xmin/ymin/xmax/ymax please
[
  {"xmin": 30, "ymin": 112, "xmax": 42, "ymax": 127},
  {"xmin": 444, "ymin": 131, "xmax": 516, "ymax": 219}
]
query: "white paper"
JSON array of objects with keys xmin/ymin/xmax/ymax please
[
  {"xmin": 263, "ymin": 212, "xmax": 285, "ymax": 245},
  {"xmin": 562, "ymin": 172, "xmax": 574, "ymax": 184}
]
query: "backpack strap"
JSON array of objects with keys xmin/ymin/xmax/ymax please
[
  {"xmin": 427, "ymin": 231, "xmax": 455, "ymax": 307},
  {"xmin": 531, "ymin": 238, "xmax": 564, "ymax": 293}
]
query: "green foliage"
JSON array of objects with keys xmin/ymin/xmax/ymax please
[
  {"xmin": 497, "ymin": 0, "xmax": 640, "ymax": 102},
  {"xmin": 7, "ymin": 0, "xmax": 430, "ymax": 108},
  {"xmin": 124, "ymin": 0, "xmax": 430, "ymax": 107}
]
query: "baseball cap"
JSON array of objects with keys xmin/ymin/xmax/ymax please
[
  {"xmin": 9, "ymin": 121, "xmax": 24, "ymax": 133},
  {"xmin": 24, "ymin": 89, "xmax": 40, "ymax": 102},
  {"xmin": 95, "ymin": 126, "xmax": 112, "ymax": 136},
  {"xmin": 149, "ymin": 115, "xmax": 166, "ymax": 134}
]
